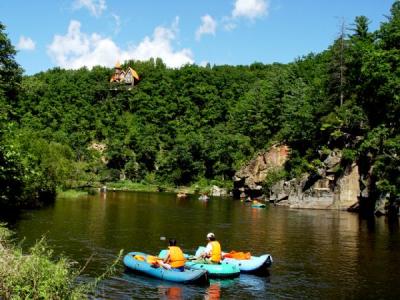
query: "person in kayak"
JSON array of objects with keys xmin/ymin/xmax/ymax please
[
  {"xmin": 200, "ymin": 232, "xmax": 222, "ymax": 264},
  {"xmin": 163, "ymin": 239, "xmax": 186, "ymax": 271}
]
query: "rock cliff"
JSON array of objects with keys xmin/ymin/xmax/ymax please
[
  {"xmin": 234, "ymin": 146, "xmax": 361, "ymax": 210},
  {"xmin": 233, "ymin": 145, "xmax": 289, "ymax": 198}
]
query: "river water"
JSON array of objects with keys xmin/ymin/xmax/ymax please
[{"xmin": 6, "ymin": 191, "xmax": 400, "ymax": 299}]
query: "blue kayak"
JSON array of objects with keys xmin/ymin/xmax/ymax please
[
  {"xmin": 184, "ymin": 260, "xmax": 240, "ymax": 279},
  {"xmin": 159, "ymin": 249, "xmax": 240, "ymax": 279},
  {"xmin": 195, "ymin": 247, "xmax": 272, "ymax": 274},
  {"xmin": 222, "ymin": 253, "xmax": 273, "ymax": 273},
  {"xmin": 251, "ymin": 203, "xmax": 266, "ymax": 208},
  {"xmin": 123, "ymin": 252, "xmax": 208, "ymax": 284}
]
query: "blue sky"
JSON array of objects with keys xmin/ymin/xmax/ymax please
[{"xmin": 0, "ymin": 0, "xmax": 395, "ymax": 75}]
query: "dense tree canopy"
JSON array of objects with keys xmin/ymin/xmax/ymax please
[{"xmin": 0, "ymin": 1, "xmax": 399, "ymax": 209}]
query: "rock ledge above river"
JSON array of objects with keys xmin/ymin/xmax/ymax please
[{"xmin": 234, "ymin": 146, "xmax": 360, "ymax": 210}]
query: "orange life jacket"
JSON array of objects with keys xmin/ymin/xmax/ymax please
[
  {"xmin": 210, "ymin": 241, "xmax": 222, "ymax": 263},
  {"xmin": 223, "ymin": 250, "xmax": 251, "ymax": 260},
  {"xmin": 146, "ymin": 255, "xmax": 161, "ymax": 265},
  {"xmin": 168, "ymin": 246, "xmax": 186, "ymax": 268}
]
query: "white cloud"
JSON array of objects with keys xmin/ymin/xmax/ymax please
[
  {"xmin": 73, "ymin": 0, "xmax": 106, "ymax": 17},
  {"xmin": 232, "ymin": 0, "xmax": 269, "ymax": 20},
  {"xmin": 196, "ymin": 15, "xmax": 217, "ymax": 41},
  {"xmin": 17, "ymin": 36, "xmax": 36, "ymax": 51},
  {"xmin": 47, "ymin": 19, "xmax": 193, "ymax": 70},
  {"xmin": 222, "ymin": 17, "xmax": 237, "ymax": 31},
  {"xmin": 123, "ymin": 17, "xmax": 193, "ymax": 68},
  {"xmin": 111, "ymin": 13, "xmax": 121, "ymax": 34}
]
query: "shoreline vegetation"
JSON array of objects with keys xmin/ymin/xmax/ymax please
[
  {"xmin": 58, "ymin": 179, "xmax": 233, "ymax": 198},
  {"xmin": 1, "ymin": 2, "xmax": 400, "ymax": 294},
  {"xmin": 1, "ymin": 3, "xmax": 400, "ymax": 213},
  {"xmin": 0, "ymin": 224, "xmax": 121, "ymax": 299},
  {"xmin": 0, "ymin": 223, "xmax": 87, "ymax": 299}
]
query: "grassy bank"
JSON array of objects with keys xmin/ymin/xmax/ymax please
[
  {"xmin": 106, "ymin": 179, "xmax": 233, "ymax": 195},
  {"xmin": 57, "ymin": 178, "xmax": 233, "ymax": 198},
  {"xmin": 106, "ymin": 180, "xmax": 169, "ymax": 192},
  {"xmin": 0, "ymin": 224, "xmax": 87, "ymax": 299},
  {"xmin": 57, "ymin": 189, "xmax": 90, "ymax": 198}
]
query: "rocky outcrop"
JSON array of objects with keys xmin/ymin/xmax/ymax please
[
  {"xmin": 270, "ymin": 151, "xmax": 360, "ymax": 210},
  {"xmin": 333, "ymin": 163, "xmax": 360, "ymax": 210},
  {"xmin": 88, "ymin": 142, "xmax": 108, "ymax": 164},
  {"xmin": 233, "ymin": 144, "xmax": 289, "ymax": 197},
  {"xmin": 272, "ymin": 151, "xmax": 360, "ymax": 210},
  {"xmin": 210, "ymin": 185, "xmax": 228, "ymax": 197},
  {"xmin": 235, "ymin": 146, "xmax": 363, "ymax": 211}
]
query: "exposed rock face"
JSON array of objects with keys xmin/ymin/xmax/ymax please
[
  {"xmin": 88, "ymin": 142, "xmax": 108, "ymax": 164},
  {"xmin": 210, "ymin": 185, "xmax": 227, "ymax": 197},
  {"xmin": 333, "ymin": 163, "xmax": 360, "ymax": 210},
  {"xmin": 269, "ymin": 151, "xmax": 359, "ymax": 210},
  {"xmin": 234, "ymin": 145, "xmax": 289, "ymax": 194},
  {"xmin": 272, "ymin": 152, "xmax": 360, "ymax": 210},
  {"xmin": 235, "ymin": 146, "xmax": 361, "ymax": 211}
]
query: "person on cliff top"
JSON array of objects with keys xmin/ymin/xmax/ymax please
[
  {"xmin": 163, "ymin": 239, "xmax": 186, "ymax": 271},
  {"xmin": 200, "ymin": 232, "xmax": 222, "ymax": 264}
]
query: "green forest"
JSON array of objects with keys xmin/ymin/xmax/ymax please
[{"xmin": 1, "ymin": 2, "xmax": 399, "ymax": 212}]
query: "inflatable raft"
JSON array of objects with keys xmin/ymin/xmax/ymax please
[
  {"xmin": 159, "ymin": 249, "xmax": 240, "ymax": 279},
  {"xmin": 184, "ymin": 260, "xmax": 240, "ymax": 279},
  {"xmin": 251, "ymin": 202, "xmax": 266, "ymax": 208},
  {"xmin": 196, "ymin": 247, "xmax": 272, "ymax": 273},
  {"xmin": 123, "ymin": 252, "xmax": 208, "ymax": 284},
  {"xmin": 222, "ymin": 253, "xmax": 273, "ymax": 273}
]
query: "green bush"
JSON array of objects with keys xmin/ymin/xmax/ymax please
[
  {"xmin": 0, "ymin": 225, "xmax": 86, "ymax": 299},
  {"xmin": 262, "ymin": 168, "xmax": 287, "ymax": 193}
]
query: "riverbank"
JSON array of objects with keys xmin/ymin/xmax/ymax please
[
  {"xmin": 58, "ymin": 179, "xmax": 233, "ymax": 198},
  {"xmin": 9, "ymin": 192, "xmax": 400, "ymax": 299},
  {"xmin": 0, "ymin": 224, "xmax": 87, "ymax": 299},
  {"xmin": 107, "ymin": 179, "xmax": 231, "ymax": 195}
]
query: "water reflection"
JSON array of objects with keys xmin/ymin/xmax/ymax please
[
  {"xmin": 6, "ymin": 191, "xmax": 400, "ymax": 299},
  {"xmin": 204, "ymin": 282, "xmax": 221, "ymax": 300},
  {"xmin": 387, "ymin": 214, "xmax": 399, "ymax": 234},
  {"xmin": 158, "ymin": 286, "xmax": 183, "ymax": 299},
  {"xmin": 117, "ymin": 272, "xmax": 208, "ymax": 299}
]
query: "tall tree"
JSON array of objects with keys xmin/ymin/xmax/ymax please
[
  {"xmin": 0, "ymin": 22, "xmax": 24, "ymax": 207},
  {"xmin": 0, "ymin": 22, "xmax": 22, "ymax": 103},
  {"xmin": 327, "ymin": 20, "xmax": 349, "ymax": 107},
  {"xmin": 379, "ymin": 0, "xmax": 400, "ymax": 50}
]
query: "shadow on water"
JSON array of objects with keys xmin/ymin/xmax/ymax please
[
  {"xmin": 387, "ymin": 214, "xmax": 399, "ymax": 234},
  {"xmin": 358, "ymin": 213, "xmax": 376, "ymax": 233},
  {"xmin": 0, "ymin": 201, "xmax": 56, "ymax": 228},
  {"xmin": 0, "ymin": 209, "xmax": 21, "ymax": 226},
  {"xmin": 93, "ymin": 272, "xmax": 210, "ymax": 299},
  {"xmin": 123, "ymin": 267, "xmax": 209, "ymax": 287}
]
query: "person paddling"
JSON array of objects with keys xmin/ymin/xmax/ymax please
[
  {"xmin": 163, "ymin": 239, "xmax": 186, "ymax": 271},
  {"xmin": 200, "ymin": 232, "xmax": 222, "ymax": 264}
]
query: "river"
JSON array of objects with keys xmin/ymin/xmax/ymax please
[{"xmin": 5, "ymin": 191, "xmax": 400, "ymax": 299}]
